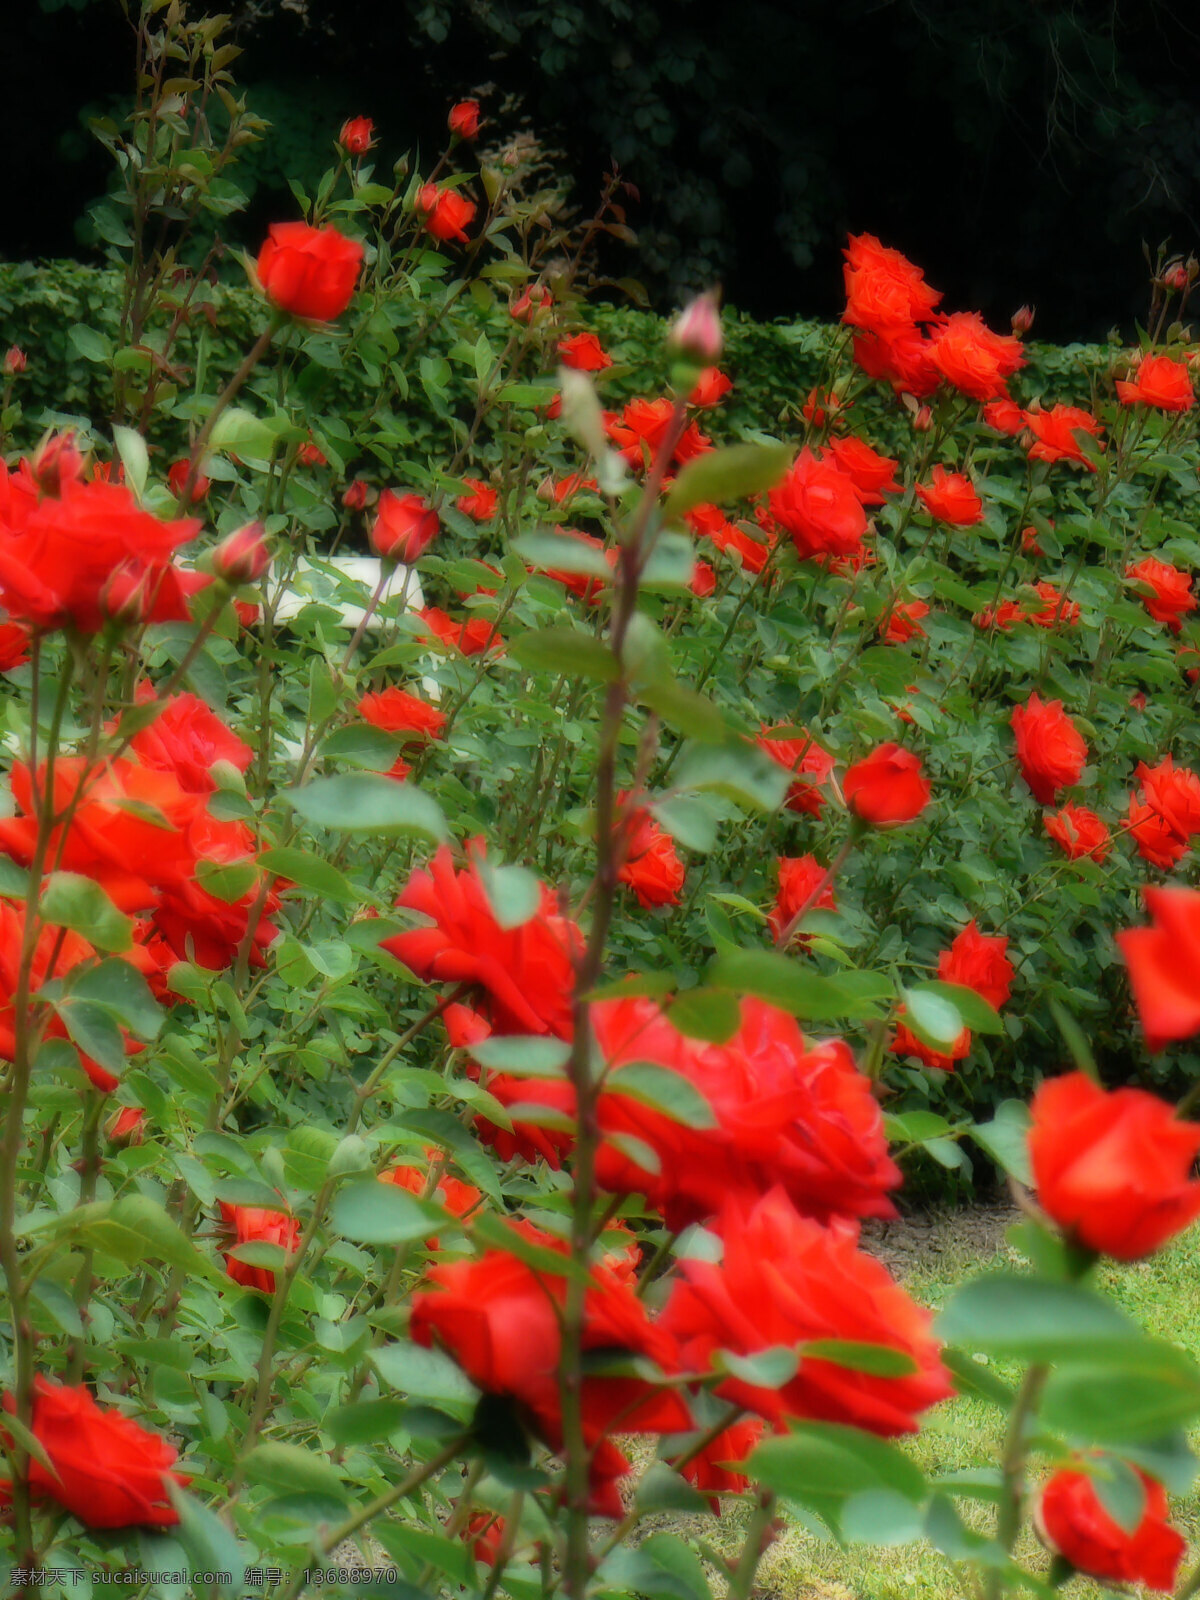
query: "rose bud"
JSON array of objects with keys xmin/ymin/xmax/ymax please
[
  {"xmin": 912, "ymin": 404, "xmax": 933, "ymax": 432},
  {"xmin": 1162, "ymin": 262, "xmax": 1190, "ymax": 292},
  {"xmin": 212, "ymin": 522, "xmax": 270, "ymax": 586},
  {"xmin": 339, "ymin": 116, "xmax": 376, "ymax": 155},
  {"xmin": 370, "ymin": 490, "xmax": 439, "ymax": 563},
  {"xmin": 99, "ymin": 564, "xmax": 152, "ymax": 628},
  {"xmin": 106, "ymin": 1106, "xmax": 146, "ymax": 1147},
  {"xmin": 31, "ymin": 430, "xmax": 85, "ymax": 498},
  {"xmin": 167, "ymin": 458, "xmax": 210, "ymax": 503},
  {"xmin": 342, "ymin": 478, "xmax": 369, "ymax": 510},
  {"xmin": 669, "ymin": 291, "xmax": 723, "ymax": 366},
  {"xmin": 448, "ymin": 100, "xmax": 481, "ymax": 140},
  {"xmin": 1011, "ymin": 304, "xmax": 1035, "ymax": 337},
  {"xmin": 4, "ymin": 347, "xmax": 27, "ymax": 376}
]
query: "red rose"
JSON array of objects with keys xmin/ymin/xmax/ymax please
[
  {"xmin": 410, "ymin": 1222, "xmax": 691, "ymax": 1517},
  {"xmin": 339, "ymin": 116, "xmax": 376, "ymax": 154},
  {"xmin": 557, "ymin": 331, "xmax": 613, "ymax": 371},
  {"xmin": 0, "ymin": 458, "xmax": 201, "ymax": 634},
  {"xmin": 448, "ymin": 100, "xmax": 481, "ymax": 140},
  {"xmin": 510, "ymin": 284, "xmax": 552, "ymax": 322},
  {"xmin": 592, "ymin": 997, "xmax": 901, "ymax": 1230},
  {"xmin": 358, "ymin": 686, "xmax": 446, "ymax": 743},
  {"xmin": 927, "ymin": 311, "xmax": 1025, "ymax": 402},
  {"xmin": 219, "ymin": 1202, "xmax": 301, "ymax": 1293},
  {"xmin": 609, "ymin": 397, "xmax": 675, "ymax": 464},
  {"xmin": 1127, "ymin": 557, "xmax": 1196, "ymax": 633},
  {"xmin": 755, "ymin": 726, "xmax": 835, "ymax": 817},
  {"xmin": 1116, "ymin": 354, "xmax": 1194, "ymax": 412},
  {"xmin": 418, "ymin": 183, "xmax": 476, "ymax": 244},
  {"xmin": 106, "ymin": 1105, "xmax": 147, "ymax": 1146},
  {"xmin": 233, "ymin": 599, "xmax": 260, "ymax": 629},
  {"xmin": 891, "ymin": 1011, "xmax": 970, "ymax": 1073},
  {"xmin": 853, "ymin": 326, "xmax": 941, "ymax": 398},
  {"xmin": 938, "ymin": 919, "xmax": 1013, "ymax": 1009},
  {"xmin": 0, "ymin": 1377, "xmax": 189, "ymax": 1528},
  {"xmin": 381, "ymin": 1152, "xmax": 482, "ymax": 1247},
  {"xmin": 826, "ymin": 435, "xmax": 900, "ymax": 505},
  {"xmin": 615, "ymin": 796, "xmax": 685, "ymax": 908},
  {"xmin": 342, "ymin": 478, "xmax": 369, "ymax": 511},
  {"xmin": 688, "ymin": 367, "xmax": 733, "ymax": 407},
  {"xmin": 370, "ymin": 489, "xmax": 438, "ymax": 563},
  {"xmin": 843, "ymin": 744, "xmax": 931, "ymax": 827},
  {"xmin": 662, "ymin": 1188, "xmax": 953, "ymax": 1430},
  {"xmin": 0, "ymin": 900, "xmax": 107, "ymax": 1079},
  {"xmin": 1037, "ymin": 1463, "xmax": 1184, "ymax": 1592},
  {"xmin": 1135, "ymin": 754, "xmax": 1200, "ymax": 844},
  {"xmin": 769, "ymin": 854, "xmax": 836, "ymax": 945},
  {"xmin": 915, "ymin": 465, "xmax": 983, "ymax": 526},
  {"xmin": 3, "ymin": 347, "xmax": 27, "ymax": 376},
  {"xmin": 416, "ymin": 605, "xmax": 502, "ymax": 657},
  {"xmin": 982, "ymin": 397, "xmax": 1026, "ymax": 434},
  {"xmin": 458, "ymin": 1007, "xmax": 578, "ymax": 1168},
  {"xmin": 1023, "ymin": 403, "xmax": 1103, "ymax": 468},
  {"xmin": 543, "ymin": 528, "xmax": 617, "ymax": 605},
  {"xmin": 1029, "ymin": 1070, "xmax": 1200, "ymax": 1257},
  {"xmin": 1010, "ymin": 693, "xmax": 1086, "ymax": 805},
  {"xmin": 881, "ymin": 600, "xmax": 929, "ymax": 645},
  {"xmin": 1128, "ymin": 797, "xmax": 1189, "ymax": 870},
  {"xmin": 167, "ymin": 457, "xmax": 210, "ymax": 502},
  {"xmin": 456, "ymin": 478, "xmax": 498, "ymax": 521},
  {"xmin": 256, "ymin": 221, "xmax": 363, "ymax": 322},
  {"xmin": 1044, "ymin": 803, "xmax": 1111, "ymax": 862},
  {"xmin": 768, "ymin": 447, "xmax": 868, "ymax": 562},
  {"xmin": 688, "ymin": 503, "xmax": 772, "ymax": 574},
  {"xmin": 0, "ymin": 621, "xmax": 30, "ymax": 670},
  {"xmin": 690, "ymin": 557, "xmax": 716, "ymax": 597},
  {"xmin": 678, "ymin": 1417, "xmax": 764, "ymax": 1511},
  {"xmin": 1117, "ymin": 886, "xmax": 1200, "ymax": 1050},
  {"xmin": 1026, "ymin": 581, "xmax": 1080, "ymax": 628},
  {"xmin": 842, "ymin": 233, "xmax": 941, "ymax": 336},
  {"xmin": 1022, "ymin": 524, "xmax": 1044, "ymax": 556},
  {"xmin": 129, "ymin": 691, "xmax": 253, "ymax": 794},
  {"xmin": 383, "ymin": 840, "xmax": 583, "ymax": 1038},
  {"xmin": 297, "ymin": 440, "xmax": 327, "ymax": 467}
]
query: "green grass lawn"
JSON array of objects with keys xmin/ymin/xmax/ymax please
[{"xmin": 685, "ymin": 1215, "xmax": 1200, "ymax": 1600}]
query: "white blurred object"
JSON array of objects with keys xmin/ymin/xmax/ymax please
[{"xmin": 269, "ymin": 555, "xmax": 424, "ymax": 629}]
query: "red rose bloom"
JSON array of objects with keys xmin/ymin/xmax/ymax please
[
  {"xmin": 915, "ymin": 465, "xmax": 984, "ymax": 526},
  {"xmin": 557, "ymin": 332, "xmax": 613, "ymax": 371},
  {"xmin": 843, "ymin": 744, "xmax": 931, "ymax": 827},
  {"xmin": 690, "ymin": 558, "xmax": 716, "ymax": 597},
  {"xmin": 219, "ymin": 1202, "xmax": 301, "ymax": 1294},
  {"xmin": 689, "ymin": 367, "xmax": 734, "ymax": 407},
  {"xmin": 1127, "ymin": 557, "xmax": 1196, "ymax": 633},
  {"xmin": 383, "ymin": 841, "xmax": 583, "ymax": 1039},
  {"xmin": 852, "ymin": 326, "xmax": 941, "ymax": 398},
  {"xmin": 371, "ymin": 489, "xmax": 438, "ymax": 563},
  {"xmin": 418, "ymin": 183, "xmax": 476, "ymax": 243},
  {"xmin": 609, "ymin": 397, "xmax": 676, "ymax": 464},
  {"xmin": 1023, "ymin": 403, "xmax": 1104, "ymax": 468},
  {"xmin": 769, "ymin": 855, "xmax": 836, "ymax": 945},
  {"xmin": 882, "ymin": 600, "xmax": 929, "ymax": 644},
  {"xmin": 339, "ymin": 116, "xmax": 376, "ymax": 154},
  {"xmin": 1026, "ymin": 581, "xmax": 1080, "ymax": 628},
  {"xmin": 457, "ymin": 478, "xmax": 498, "ymax": 521},
  {"xmin": 448, "ymin": 100, "xmax": 481, "ymax": 139},
  {"xmin": 1029, "ymin": 1070, "xmax": 1200, "ymax": 1258},
  {"xmin": 0, "ymin": 1377, "xmax": 189, "ymax": 1528},
  {"xmin": 826, "ymin": 435, "xmax": 900, "ymax": 505},
  {"xmin": 662, "ymin": 1188, "xmax": 953, "ymax": 1430},
  {"xmin": 688, "ymin": 503, "xmax": 772, "ymax": 574},
  {"xmin": 256, "ymin": 221, "xmax": 363, "ymax": 321},
  {"xmin": 1038, "ymin": 1464, "xmax": 1184, "ymax": 1592},
  {"xmin": 755, "ymin": 726, "xmax": 835, "ymax": 817},
  {"xmin": 166, "ymin": 457, "xmax": 210, "ymax": 502},
  {"xmin": 381, "ymin": 1152, "xmax": 483, "ymax": 1245},
  {"xmin": 129, "ymin": 691, "xmax": 253, "ymax": 794},
  {"xmin": 615, "ymin": 795, "xmax": 685, "ymax": 909},
  {"xmin": 416, "ymin": 606, "xmax": 502, "ymax": 656},
  {"xmin": 678, "ymin": 1417, "xmax": 764, "ymax": 1510},
  {"xmin": 510, "ymin": 284, "xmax": 552, "ymax": 322},
  {"xmin": 0, "ymin": 621, "xmax": 29, "ymax": 670},
  {"xmin": 927, "ymin": 311, "xmax": 1025, "ymax": 402},
  {"xmin": 593, "ymin": 997, "xmax": 901, "ymax": 1230},
  {"xmin": 297, "ymin": 440, "xmax": 327, "ymax": 467},
  {"xmin": 982, "ymin": 397, "xmax": 1026, "ymax": 434},
  {"xmin": 1116, "ymin": 354, "xmax": 1194, "ymax": 412},
  {"xmin": 1135, "ymin": 754, "xmax": 1200, "ymax": 845},
  {"xmin": 1010, "ymin": 693, "xmax": 1086, "ymax": 805},
  {"xmin": 410, "ymin": 1223, "xmax": 690, "ymax": 1518},
  {"xmin": 939, "ymin": 920, "xmax": 1013, "ymax": 1009},
  {"xmin": 358, "ymin": 686, "xmax": 446, "ymax": 743},
  {"xmin": 768, "ymin": 448, "xmax": 868, "ymax": 562},
  {"xmin": 1117, "ymin": 886, "xmax": 1200, "ymax": 1050},
  {"xmin": 1044, "ymin": 804, "xmax": 1111, "ymax": 862},
  {"xmin": 842, "ymin": 233, "xmax": 941, "ymax": 335},
  {"xmin": 1128, "ymin": 797, "xmax": 1189, "ymax": 870},
  {"xmin": 891, "ymin": 1013, "xmax": 971, "ymax": 1073}
]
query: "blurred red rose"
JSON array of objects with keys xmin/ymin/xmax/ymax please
[
  {"xmin": 456, "ymin": 478, "xmax": 498, "ymax": 521},
  {"xmin": 826, "ymin": 435, "xmax": 900, "ymax": 505},
  {"xmin": 842, "ymin": 233, "xmax": 941, "ymax": 335},
  {"xmin": 448, "ymin": 100, "xmax": 481, "ymax": 139},
  {"xmin": 339, "ymin": 116, "xmax": 376, "ymax": 154},
  {"xmin": 1037, "ymin": 1463, "xmax": 1184, "ymax": 1592},
  {"xmin": 843, "ymin": 744, "xmax": 931, "ymax": 827},
  {"xmin": 371, "ymin": 490, "xmax": 438, "ymax": 562},
  {"xmin": 615, "ymin": 794, "xmax": 685, "ymax": 908},
  {"xmin": 167, "ymin": 458, "xmax": 210, "ymax": 502},
  {"xmin": 755, "ymin": 726, "xmax": 835, "ymax": 817},
  {"xmin": 416, "ymin": 606, "xmax": 502, "ymax": 656},
  {"xmin": 882, "ymin": 600, "xmax": 929, "ymax": 644},
  {"xmin": 768, "ymin": 447, "xmax": 868, "ymax": 562},
  {"xmin": 558, "ymin": 332, "xmax": 612, "ymax": 371},
  {"xmin": 769, "ymin": 854, "xmax": 836, "ymax": 945},
  {"xmin": 1117, "ymin": 886, "xmax": 1200, "ymax": 1050},
  {"xmin": 129, "ymin": 690, "xmax": 253, "ymax": 794},
  {"xmin": 927, "ymin": 311, "xmax": 1025, "ymax": 402},
  {"xmin": 219, "ymin": 1202, "xmax": 301, "ymax": 1293},
  {"xmin": 1023, "ymin": 403, "xmax": 1103, "ymax": 468}
]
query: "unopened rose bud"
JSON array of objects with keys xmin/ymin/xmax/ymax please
[
  {"xmin": 510, "ymin": 283, "xmax": 552, "ymax": 323},
  {"xmin": 31, "ymin": 430, "xmax": 85, "ymax": 498},
  {"xmin": 1011, "ymin": 304, "xmax": 1035, "ymax": 337},
  {"xmin": 370, "ymin": 490, "xmax": 438, "ymax": 562},
  {"xmin": 167, "ymin": 457, "xmax": 210, "ymax": 503},
  {"xmin": 1163, "ymin": 263, "xmax": 1189, "ymax": 292},
  {"xmin": 448, "ymin": 100, "xmax": 481, "ymax": 140},
  {"xmin": 912, "ymin": 405, "xmax": 933, "ymax": 432},
  {"xmin": 106, "ymin": 1106, "xmax": 146, "ymax": 1147},
  {"xmin": 212, "ymin": 522, "xmax": 270, "ymax": 585},
  {"xmin": 669, "ymin": 291, "xmax": 723, "ymax": 365},
  {"xmin": 4, "ymin": 347, "xmax": 27, "ymax": 376},
  {"xmin": 342, "ymin": 478, "xmax": 369, "ymax": 510},
  {"xmin": 339, "ymin": 116, "xmax": 376, "ymax": 155},
  {"xmin": 100, "ymin": 564, "xmax": 151, "ymax": 627}
]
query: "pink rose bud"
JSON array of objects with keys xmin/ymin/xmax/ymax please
[
  {"xmin": 339, "ymin": 116, "xmax": 376, "ymax": 155},
  {"xmin": 4, "ymin": 347, "xmax": 27, "ymax": 376},
  {"xmin": 106, "ymin": 1106, "xmax": 146, "ymax": 1147},
  {"xmin": 1011, "ymin": 304, "xmax": 1035, "ymax": 337},
  {"xmin": 213, "ymin": 522, "xmax": 270, "ymax": 585},
  {"xmin": 448, "ymin": 100, "xmax": 481, "ymax": 140},
  {"xmin": 31, "ymin": 430, "xmax": 85, "ymax": 498},
  {"xmin": 669, "ymin": 291, "xmax": 723, "ymax": 365}
]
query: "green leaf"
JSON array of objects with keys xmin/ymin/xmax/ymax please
[
  {"xmin": 1048, "ymin": 997, "xmax": 1100, "ymax": 1082},
  {"xmin": 510, "ymin": 625, "xmax": 618, "ymax": 682},
  {"xmin": 372, "ymin": 1340, "xmax": 480, "ymax": 1407},
  {"xmin": 476, "ymin": 859, "xmax": 542, "ymax": 930},
  {"xmin": 651, "ymin": 795, "xmax": 720, "ymax": 853},
  {"xmin": 664, "ymin": 442, "xmax": 791, "ymax": 518},
  {"xmin": 901, "ymin": 986, "xmax": 964, "ymax": 1049},
  {"xmin": 325, "ymin": 1398, "xmax": 410, "ymax": 1446},
  {"xmin": 606, "ymin": 1061, "xmax": 717, "ymax": 1129},
  {"xmin": 970, "ymin": 1101, "xmax": 1032, "ymax": 1184},
  {"xmin": 470, "ymin": 1212, "xmax": 588, "ymax": 1282},
  {"xmin": 318, "ymin": 723, "xmax": 404, "ymax": 770},
  {"xmin": 209, "ymin": 405, "xmax": 279, "ymax": 461},
  {"xmin": 194, "ymin": 858, "xmax": 259, "ymax": 904},
  {"xmin": 1041, "ymin": 1366, "xmax": 1200, "ymax": 1442},
  {"xmin": 68, "ymin": 957, "xmax": 162, "ymax": 1039},
  {"xmin": 41, "ymin": 872, "xmax": 133, "ymax": 953},
  {"xmin": 706, "ymin": 948, "xmax": 883, "ymax": 1022},
  {"xmin": 673, "ymin": 743, "xmax": 789, "ymax": 812},
  {"xmin": 56, "ymin": 998, "xmax": 124, "ymax": 1072},
  {"xmin": 166, "ymin": 1485, "xmax": 247, "ymax": 1598},
  {"xmin": 803, "ymin": 1340, "xmax": 920, "ymax": 1377},
  {"xmin": 258, "ymin": 847, "xmax": 358, "ymax": 904},
  {"xmin": 638, "ymin": 680, "xmax": 728, "ymax": 743},
  {"xmin": 716, "ymin": 1345, "xmax": 798, "ymax": 1388},
  {"xmin": 282, "ymin": 775, "xmax": 447, "ymax": 841},
  {"xmin": 748, "ymin": 1422, "xmax": 927, "ymax": 1537},
  {"xmin": 665, "ymin": 987, "xmax": 741, "ymax": 1042},
  {"xmin": 468, "ymin": 1035, "xmax": 571, "ymax": 1077},
  {"xmin": 330, "ymin": 1179, "xmax": 440, "ymax": 1245},
  {"xmin": 242, "ymin": 1441, "xmax": 346, "ymax": 1499},
  {"xmin": 511, "ymin": 531, "xmax": 612, "ymax": 578},
  {"xmin": 112, "ymin": 425, "xmax": 150, "ymax": 499},
  {"xmin": 919, "ymin": 981, "xmax": 1003, "ymax": 1035},
  {"xmin": 69, "ymin": 324, "xmax": 113, "ymax": 364}
]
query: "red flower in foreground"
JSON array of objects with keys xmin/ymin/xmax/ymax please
[
  {"xmin": 927, "ymin": 311, "xmax": 1025, "ymax": 402},
  {"xmin": 592, "ymin": 997, "xmax": 900, "ymax": 1230},
  {"xmin": 915, "ymin": 465, "xmax": 983, "ymax": 527},
  {"xmin": 1038, "ymin": 1464, "xmax": 1184, "ymax": 1592},
  {"xmin": 843, "ymin": 744, "xmax": 931, "ymax": 827},
  {"xmin": 383, "ymin": 841, "xmax": 583, "ymax": 1038},
  {"xmin": 662, "ymin": 1188, "xmax": 953, "ymax": 1430},
  {"xmin": 411, "ymin": 1223, "xmax": 691, "ymax": 1517},
  {"xmin": 755, "ymin": 726, "xmax": 835, "ymax": 817},
  {"xmin": 0, "ymin": 1378, "xmax": 189, "ymax": 1529},
  {"xmin": 1127, "ymin": 557, "xmax": 1196, "ymax": 633},
  {"xmin": 371, "ymin": 490, "xmax": 438, "ymax": 563},
  {"xmin": 1116, "ymin": 354, "xmax": 1194, "ymax": 412},
  {"xmin": 558, "ymin": 332, "xmax": 612, "ymax": 371},
  {"xmin": 256, "ymin": 221, "xmax": 363, "ymax": 322},
  {"xmin": 1044, "ymin": 804, "xmax": 1111, "ymax": 863},
  {"xmin": 1010, "ymin": 693, "xmax": 1086, "ymax": 806},
  {"xmin": 615, "ymin": 795, "xmax": 685, "ymax": 908},
  {"xmin": 418, "ymin": 184, "xmax": 476, "ymax": 244},
  {"xmin": 1117, "ymin": 886, "xmax": 1200, "ymax": 1051},
  {"xmin": 769, "ymin": 855, "xmax": 836, "ymax": 945},
  {"xmin": 219, "ymin": 1202, "xmax": 301, "ymax": 1294},
  {"xmin": 339, "ymin": 116, "xmax": 376, "ymax": 154},
  {"xmin": 768, "ymin": 447, "xmax": 868, "ymax": 562},
  {"xmin": 1023, "ymin": 403, "xmax": 1103, "ymax": 468},
  {"xmin": 1030, "ymin": 1069, "xmax": 1200, "ymax": 1258}
]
